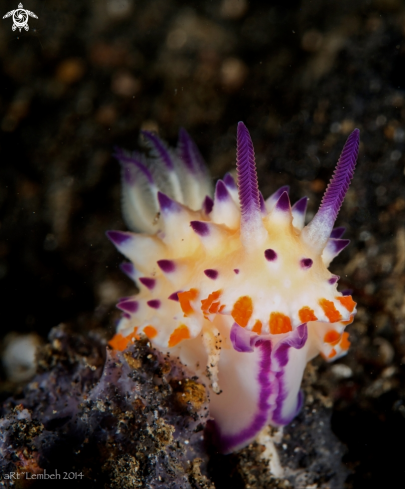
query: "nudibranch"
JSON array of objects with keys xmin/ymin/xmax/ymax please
[{"xmin": 107, "ymin": 123, "xmax": 359, "ymax": 453}]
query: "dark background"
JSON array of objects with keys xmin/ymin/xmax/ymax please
[{"xmin": 1, "ymin": 0, "xmax": 405, "ymax": 487}]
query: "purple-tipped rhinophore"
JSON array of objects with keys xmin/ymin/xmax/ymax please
[
  {"xmin": 120, "ymin": 262, "xmax": 135, "ymax": 278},
  {"xmin": 147, "ymin": 300, "xmax": 161, "ymax": 309},
  {"xmin": 236, "ymin": 122, "xmax": 264, "ymax": 240},
  {"xmin": 177, "ymin": 128, "xmax": 206, "ymax": 175},
  {"xmin": 117, "ymin": 299, "xmax": 139, "ymax": 314},
  {"xmin": 224, "ymin": 172, "xmax": 237, "ymax": 190},
  {"xmin": 142, "ymin": 131, "xmax": 174, "ymax": 170},
  {"xmin": 190, "ymin": 221, "xmax": 210, "ymax": 237},
  {"xmin": 168, "ymin": 291, "xmax": 180, "ymax": 301},
  {"xmin": 303, "ymin": 129, "xmax": 360, "ymax": 250},
  {"xmin": 326, "ymin": 238, "xmax": 350, "ymax": 256}
]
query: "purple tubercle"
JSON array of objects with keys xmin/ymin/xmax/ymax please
[
  {"xmin": 190, "ymin": 220, "xmax": 209, "ymax": 237},
  {"xmin": 291, "ymin": 196, "xmax": 308, "ymax": 215},
  {"xmin": 204, "ymin": 269, "xmax": 218, "ymax": 280},
  {"xmin": 341, "ymin": 289, "xmax": 353, "ymax": 296},
  {"xmin": 139, "ymin": 277, "xmax": 156, "ymax": 290},
  {"xmin": 236, "ymin": 122, "xmax": 261, "ymax": 223},
  {"xmin": 328, "ymin": 238, "xmax": 350, "ymax": 255},
  {"xmin": 117, "ymin": 300, "xmax": 139, "ymax": 314},
  {"xmin": 224, "ymin": 172, "xmax": 237, "ymax": 189},
  {"xmin": 330, "ymin": 226, "xmax": 346, "ymax": 238},
  {"xmin": 268, "ymin": 185, "xmax": 290, "ymax": 205},
  {"xmin": 157, "ymin": 259, "xmax": 176, "ymax": 273},
  {"xmin": 106, "ymin": 230, "xmax": 132, "ymax": 247},
  {"xmin": 123, "ymin": 312, "xmax": 131, "ymax": 319},
  {"xmin": 178, "ymin": 127, "xmax": 206, "ymax": 174},
  {"xmin": 259, "ymin": 192, "xmax": 266, "ymax": 214},
  {"xmin": 234, "ymin": 269, "xmax": 240, "ymax": 274},
  {"xmin": 114, "ymin": 149, "xmax": 154, "ymax": 184},
  {"xmin": 274, "ymin": 191, "xmax": 291, "ymax": 212},
  {"xmin": 168, "ymin": 291, "xmax": 180, "ymax": 301},
  {"xmin": 203, "ymin": 195, "xmax": 214, "ymax": 214},
  {"xmin": 215, "ymin": 180, "xmax": 230, "ymax": 201},
  {"xmin": 120, "ymin": 262, "xmax": 135, "ymax": 277},
  {"xmin": 300, "ymin": 258, "xmax": 313, "ymax": 269},
  {"xmin": 328, "ymin": 275, "xmax": 340, "ymax": 284},
  {"xmin": 264, "ymin": 249, "xmax": 277, "ymax": 261},
  {"xmin": 147, "ymin": 299, "xmax": 161, "ymax": 309},
  {"xmin": 142, "ymin": 131, "xmax": 174, "ymax": 170},
  {"xmin": 304, "ymin": 129, "xmax": 359, "ymax": 248},
  {"xmin": 157, "ymin": 192, "xmax": 182, "ymax": 213}
]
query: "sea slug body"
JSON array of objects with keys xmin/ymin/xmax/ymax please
[{"xmin": 107, "ymin": 123, "xmax": 359, "ymax": 453}]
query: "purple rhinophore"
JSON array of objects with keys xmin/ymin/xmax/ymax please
[
  {"xmin": 177, "ymin": 127, "xmax": 206, "ymax": 174},
  {"xmin": 120, "ymin": 262, "xmax": 135, "ymax": 277},
  {"xmin": 300, "ymin": 258, "xmax": 313, "ymax": 269},
  {"xmin": 190, "ymin": 220, "xmax": 210, "ymax": 237},
  {"xmin": 168, "ymin": 291, "xmax": 180, "ymax": 301},
  {"xmin": 234, "ymin": 268, "xmax": 240, "ymax": 274},
  {"xmin": 264, "ymin": 248, "xmax": 277, "ymax": 261},
  {"xmin": 204, "ymin": 269, "xmax": 218, "ymax": 280},
  {"xmin": 259, "ymin": 192, "xmax": 266, "ymax": 214},
  {"xmin": 330, "ymin": 226, "xmax": 346, "ymax": 239},
  {"xmin": 328, "ymin": 275, "xmax": 340, "ymax": 284},
  {"xmin": 203, "ymin": 195, "xmax": 214, "ymax": 214},
  {"xmin": 139, "ymin": 277, "xmax": 156, "ymax": 290},
  {"xmin": 223, "ymin": 172, "xmax": 237, "ymax": 189},
  {"xmin": 158, "ymin": 192, "xmax": 182, "ymax": 213},
  {"xmin": 291, "ymin": 196, "xmax": 308, "ymax": 215},
  {"xmin": 106, "ymin": 230, "xmax": 132, "ymax": 247},
  {"xmin": 230, "ymin": 323, "xmax": 255, "ymax": 352},
  {"xmin": 274, "ymin": 191, "xmax": 291, "ymax": 212},
  {"xmin": 328, "ymin": 238, "xmax": 350, "ymax": 255},
  {"xmin": 215, "ymin": 180, "xmax": 230, "ymax": 201},
  {"xmin": 142, "ymin": 131, "xmax": 174, "ymax": 170},
  {"xmin": 157, "ymin": 259, "xmax": 176, "ymax": 273},
  {"xmin": 341, "ymin": 289, "xmax": 353, "ymax": 296},
  {"xmin": 308, "ymin": 129, "xmax": 359, "ymax": 241},
  {"xmin": 117, "ymin": 300, "xmax": 139, "ymax": 314},
  {"xmin": 114, "ymin": 148, "xmax": 154, "ymax": 184},
  {"xmin": 147, "ymin": 299, "xmax": 161, "ymax": 309},
  {"xmin": 236, "ymin": 122, "xmax": 261, "ymax": 222}
]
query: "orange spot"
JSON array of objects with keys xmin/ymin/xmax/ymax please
[
  {"xmin": 319, "ymin": 298, "xmax": 342, "ymax": 323},
  {"xmin": 178, "ymin": 288, "xmax": 199, "ymax": 316},
  {"xmin": 328, "ymin": 348, "xmax": 337, "ymax": 359},
  {"xmin": 219, "ymin": 304, "xmax": 226, "ymax": 313},
  {"xmin": 252, "ymin": 320, "xmax": 262, "ymax": 335},
  {"xmin": 269, "ymin": 312, "xmax": 292, "ymax": 335},
  {"xmin": 168, "ymin": 324, "xmax": 190, "ymax": 347},
  {"xmin": 232, "ymin": 296, "xmax": 253, "ymax": 327},
  {"xmin": 298, "ymin": 306, "xmax": 318, "ymax": 323},
  {"xmin": 341, "ymin": 314, "xmax": 354, "ymax": 326},
  {"xmin": 143, "ymin": 325, "xmax": 157, "ymax": 339},
  {"xmin": 201, "ymin": 290, "xmax": 221, "ymax": 314},
  {"xmin": 209, "ymin": 302, "xmax": 221, "ymax": 314},
  {"xmin": 324, "ymin": 330, "xmax": 340, "ymax": 346},
  {"xmin": 340, "ymin": 332, "xmax": 350, "ymax": 351},
  {"xmin": 336, "ymin": 295, "xmax": 356, "ymax": 313},
  {"xmin": 109, "ymin": 328, "xmax": 139, "ymax": 351}
]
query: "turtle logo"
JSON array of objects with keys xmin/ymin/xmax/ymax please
[{"xmin": 3, "ymin": 3, "xmax": 38, "ymax": 32}]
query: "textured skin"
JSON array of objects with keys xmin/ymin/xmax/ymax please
[{"xmin": 108, "ymin": 124, "xmax": 359, "ymax": 453}]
